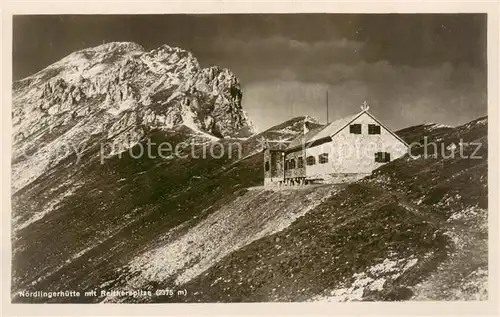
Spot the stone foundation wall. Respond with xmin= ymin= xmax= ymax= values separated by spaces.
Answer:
xmin=321 ymin=172 xmax=370 ymax=184
xmin=264 ymin=177 xmax=284 ymax=186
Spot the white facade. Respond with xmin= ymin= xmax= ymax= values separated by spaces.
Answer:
xmin=264 ymin=109 xmax=409 ymax=185
xmin=304 ymin=112 xmax=408 ymax=181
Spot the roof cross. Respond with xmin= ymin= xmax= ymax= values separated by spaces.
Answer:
xmin=361 ymin=100 xmax=370 ymax=112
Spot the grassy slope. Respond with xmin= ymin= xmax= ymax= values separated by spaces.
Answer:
xmin=11 ymin=116 xmax=487 ymax=303
xmin=168 ymin=185 xmax=448 ymax=302
xmin=11 ymin=127 xmax=264 ymax=303
xmin=103 ymin=185 xmax=339 ymax=303
xmin=159 ymin=117 xmax=488 ymax=302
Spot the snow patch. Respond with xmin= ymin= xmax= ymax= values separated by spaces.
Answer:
xmin=447 ymin=206 xmax=483 ymax=222
xmin=273 ymin=127 xmax=301 ymax=135
xmin=475 ymin=118 xmax=487 ymax=125
xmin=310 ymin=256 xmax=419 ymax=302
xmin=424 ymin=123 xmax=453 ymax=130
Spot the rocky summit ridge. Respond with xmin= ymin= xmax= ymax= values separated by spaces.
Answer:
xmin=12 ymin=42 xmax=255 ymax=192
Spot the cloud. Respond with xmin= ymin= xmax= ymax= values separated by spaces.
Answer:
xmin=212 ymin=36 xmax=364 ymax=57
xmin=202 ymin=36 xmax=365 ymax=83
xmin=242 ymin=61 xmax=486 ymax=132
xmin=193 ymin=34 xmax=486 ymax=132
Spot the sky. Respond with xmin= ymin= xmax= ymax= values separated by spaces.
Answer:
xmin=13 ymin=14 xmax=487 ymax=132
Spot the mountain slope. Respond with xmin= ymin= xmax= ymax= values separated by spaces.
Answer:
xmin=11 ymin=112 xmax=307 ymax=302
xmin=11 ymin=113 xmax=487 ymax=303
xmin=10 ymin=42 xmax=487 ymax=303
xmin=12 ymin=42 xmax=254 ymax=192
xmin=118 ymin=116 xmax=487 ymax=303
xmin=166 ymin=117 xmax=487 ymax=302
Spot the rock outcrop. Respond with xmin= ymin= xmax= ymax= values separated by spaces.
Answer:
xmin=12 ymin=42 xmax=255 ymax=192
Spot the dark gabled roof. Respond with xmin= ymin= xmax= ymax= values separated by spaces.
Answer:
xmin=286 ymin=125 xmax=325 ymax=149
xmin=286 ymin=110 xmax=409 ymax=152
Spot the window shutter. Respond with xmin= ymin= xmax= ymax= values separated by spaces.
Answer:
xmin=298 ymin=157 xmax=304 ymax=168
xmin=375 ymin=152 xmax=391 ymax=163
xmin=306 ymin=156 xmax=316 ymax=165
xmin=368 ymin=124 xmax=381 ymax=135
xmin=350 ymin=124 xmax=362 ymax=134
xmin=319 ymin=153 xmax=329 ymax=164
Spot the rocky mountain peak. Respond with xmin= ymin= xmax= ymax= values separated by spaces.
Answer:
xmin=12 ymin=42 xmax=255 ymax=192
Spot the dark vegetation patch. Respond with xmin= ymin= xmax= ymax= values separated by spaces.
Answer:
xmin=12 ymin=78 xmax=34 ymax=92
xmin=101 ymin=51 xmax=127 ymax=65
xmin=371 ymin=116 xmax=488 ymax=218
xmin=11 ymin=115 xmax=487 ymax=303
xmin=37 ymin=66 xmax=64 ymax=83
xmin=164 ymin=183 xmax=448 ymax=302
xmin=11 ymin=129 xmax=263 ymax=303
xmin=146 ymin=117 xmax=488 ymax=303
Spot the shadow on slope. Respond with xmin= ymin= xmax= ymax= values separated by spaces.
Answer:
xmin=11 ymin=116 xmax=487 ymax=303
xmin=11 ymin=127 xmax=264 ymax=303
xmin=160 ymin=116 xmax=487 ymax=302
xmin=11 ymin=115 xmax=310 ymax=302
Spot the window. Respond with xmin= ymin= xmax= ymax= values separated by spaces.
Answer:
xmin=265 ymin=161 xmax=270 ymax=172
xmin=319 ymin=153 xmax=329 ymax=164
xmin=297 ymin=157 xmax=304 ymax=168
xmin=368 ymin=124 xmax=381 ymax=135
xmin=290 ymin=159 xmax=296 ymax=169
xmin=285 ymin=160 xmax=289 ymax=170
xmin=375 ymin=152 xmax=391 ymax=163
xmin=350 ymin=124 xmax=362 ymax=134
xmin=306 ymin=156 xmax=316 ymax=165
